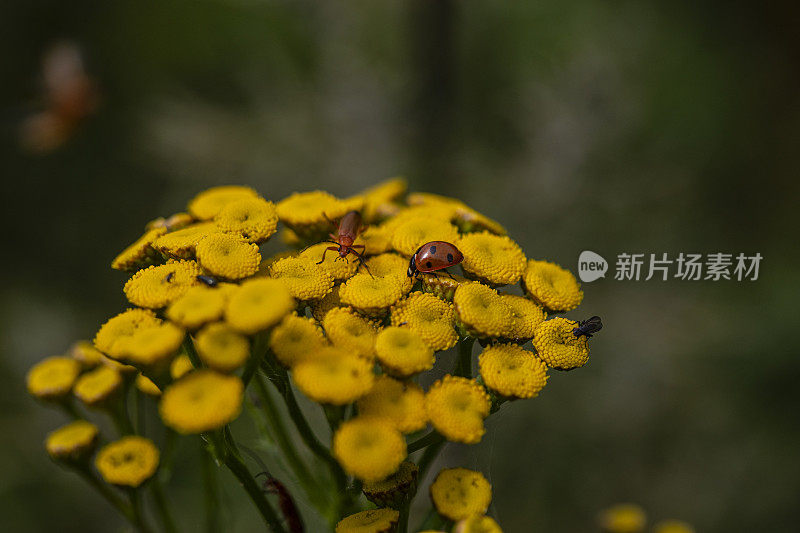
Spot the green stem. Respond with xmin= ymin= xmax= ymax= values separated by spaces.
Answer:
xmin=201 ymin=443 xmax=220 ymax=533
xmin=455 ymin=337 xmax=475 ymax=378
xmin=111 ymin=393 xmax=135 ymax=435
xmin=208 ymin=431 xmax=287 ymax=533
xmin=398 ymin=496 xmax=411 ymax=533
xmin=128 ymin=487 xmax=155 ymax=533
xmin=150 ymin=480 xmax=178 ymax=533
xmin=407 ymin=430 xmax=444 ymax=454
xmin=417 ymin=438 xmax=446 ymax=482
xmin=253 ymin=375 xmax=320 ymax=504
xmin=135 ymin=389 xmax=146 ymax=435
xmin=268 ymin=366 xmax=347 ymax=491
xmin=76 ymin=468 xmax=138 ymax=528
xmin=159 ymin=429 xmax=177 ymax=483
xmin=241 ymin=335 xmax=266 ymax=387
xmin=183 ymin=336 xmax=202 ymax=368
xmin=59 ymin=398 xmax=83 ymax=420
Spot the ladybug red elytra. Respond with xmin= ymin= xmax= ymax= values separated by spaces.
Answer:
xmin=407 ymin=241 xmax=464 ymax=279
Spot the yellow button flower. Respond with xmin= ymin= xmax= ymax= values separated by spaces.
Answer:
xmin=362 ymin=460 xmax=418 ymax=508
xmin=214 ymin=196 xmax=278 ymax=243
xmin=111 ymin=227 xmax=166 ymax=271
xmin=430 ymin=467 xmax=492 ymax=521
xmin=135 ymin=373 xmax=161 ymax=396
xmin=322 ymin=307 xmax=379 ymax=359
xmin=522 ymin=259 xmax=583 ymax=312
xmin=653 ymin=520 xmax=695 ymax=533
xmin=269 ymin=255 xmax=334 ymax=301
xmin=339 ymin=272 xmax=405 ymax=315
xmin=333 ymin=417 xmax=407 ymax=482
xmin=188 ymin=185 xmax=259 ymax=220
xmin=45 ymin=420 xmax=99 ymax=461
xmin=269 ymin=314 xmax=327 ymax=368
xmin=335 ymin=508 xmax=400 ymax=533
xmin=123 ymin=260 xmax=202 ymax=308
xmin=390 ymin=292 xmax=458 ymax=351
xmin=405 ymin=192 xmax=506 ymax=234
xmin=69 ymin=340 xmax=105 ymax=368
xmin=122 ymin=322 xmax=185 ymax=367
xmin=196 ymin=233 xmax=261 ymax=280
xmin=95 ymin=436 xmax=160 ymax=487
xmin=159 ymin=370 xmax=244 ymax=434
xmin=598 ymin=504 xmax=647 ymax=533
xmin=454 ymin=515 xmax=503 ymax=533
xmin=453 ymin=282 xmax=513 ymax=338
xmin=224 ymin=278 xmax=295 ymax=334
xmin=457 ymin=232 xmax=526 ymax=286
xmin=276 ymin=190 xmax=363 ymax=235
xmin=390 ymin=216 xmax=460 ymax=257
xmin=309 ymin=283 xmax=344 ymax=322
xmin=170 ymin=354 xmax=194 ymax=380
xmin=532 ymin=318 xmax=589 ymax=370
xmin=357 ymin=375 xmax=428 ymax=433
xmin=280 ymin=227 xmax=302 ymax=247
xmin=374 ymin=326 xmax=434 ymax=377
xmin=166 ymin=285 xmax=228 ymax=330
xmin=152 ymin=222 xmax=221 ymax=259
xmin=499 ymin=293 xmax=546 ymax=342
xmin=358 ymin=177 xmax=407 ymax=222
xmin=358 ymin=225 xmax=393 ymax=255
xmin=94 ymin=308 xmax=162 ymax=359
xmin=26 ymin=356 xmax=81 ymax=401
xmin=146 ymin=212 xmax=194 ymax=232
xmin=478 ymin=344 xmax=548 ymax=399
xmin=383 ymin=204 xmax=458 ymax=238
xmin=420 ymin=271 xmax=468 ymax=302
xmin=425 ymin=375 xmax=490 ymax=444
xmin=300 ymin=242 xmax=360 ymax=281
xmin=73 ymin=366 xmax=123 ymax=407
xmin=362 ymin=253 xmax=413 ymax=293
xmin=194 ymin=323 xmax=250 ymax=372
xmin=292 ymin=348 xmax=374 ymax=405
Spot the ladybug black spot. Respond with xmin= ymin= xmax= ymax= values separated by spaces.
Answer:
xmin=426 ymin=261 xmax=433 ymax=268
xmin=447 ymin=253 xmax=454 ymax=263
xmin=429 ymin=245 xmax=437 ymax=254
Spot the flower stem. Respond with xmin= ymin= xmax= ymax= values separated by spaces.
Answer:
xmin=208 ymin=431 xmax=287 ymax=533
xmin=128 ymin=487 xmax=155 ymax=533
xmin=183 ymin=336 xmax=202 ymax=368
xmin=150 ymin=479 xmax=177 ymax=533
xmin=267 ymin=365 xmax=348 ymax=492
xmin=253 ymin=374 xmax=323 ymax=509
xmin=407 ymin=430 xmax=445 ymax=454
xmin=75 ymin=468 xmax=142 ymax=530
xmin=455 ymin=337 xmax=475 ymax=378
xmin=201 ymin=446 xmax=220 ymax=533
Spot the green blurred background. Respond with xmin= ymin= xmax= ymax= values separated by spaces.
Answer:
xmin=2 ymin=1 xmax=799 ymax=532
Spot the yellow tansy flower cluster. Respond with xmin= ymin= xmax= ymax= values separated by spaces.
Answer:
xmin=27 ymin=181 xmax=600 ymax=532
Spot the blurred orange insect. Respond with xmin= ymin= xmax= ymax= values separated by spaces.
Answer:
xmin=19 ymin=41 xmax=100 ymax=153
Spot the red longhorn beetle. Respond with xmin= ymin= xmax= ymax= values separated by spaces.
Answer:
xmin=316 ymin=210 xmax=372 ymax=275
xmin=407 ymin=241 xmax=464 ymax=280
xmin=256 ymin=472 xmax=303 ymax=533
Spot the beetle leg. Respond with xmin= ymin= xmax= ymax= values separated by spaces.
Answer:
xmin=317 ymin=247 xmax=339 ymax=264
xmin=445 ymin=269 xmax=456 ymax=281
xmin=351 ymin=249 xmax=374 ymax=278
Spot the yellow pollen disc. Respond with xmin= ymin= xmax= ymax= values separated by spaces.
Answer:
xmin=522 ymin=259 xmax=583 ymax=312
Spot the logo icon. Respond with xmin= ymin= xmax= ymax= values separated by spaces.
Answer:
xmin=578 ymin=251 xmax=608 ymax=282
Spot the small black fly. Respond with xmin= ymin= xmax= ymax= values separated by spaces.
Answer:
xmin=164 ymin=272 xmax=174 ymax=283
xmin=196 ymin=275 xmax=219 ymax=287
xmin=572 ymin=316 xmax=603 ymax=338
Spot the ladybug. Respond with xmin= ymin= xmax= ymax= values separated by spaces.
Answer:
xmin=407 ymin=241 xmax=464 ymax=279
